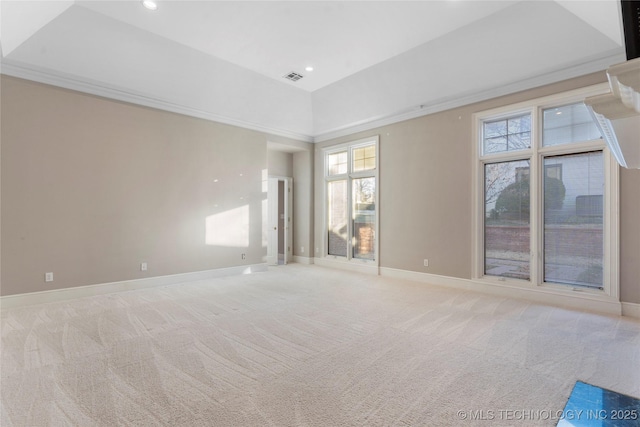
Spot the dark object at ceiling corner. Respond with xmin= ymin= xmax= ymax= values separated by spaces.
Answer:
xmin=621 ymin=1 xmax=640 ymax=60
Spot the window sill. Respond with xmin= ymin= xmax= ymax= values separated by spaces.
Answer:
xmin=474 ymin=275 xmax=619 ymax=306
xmin=314 ymin=257 xmax=379 ymax=275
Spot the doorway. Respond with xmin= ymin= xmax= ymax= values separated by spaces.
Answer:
xmin=267 ymin=176 xmax=293 ymax=266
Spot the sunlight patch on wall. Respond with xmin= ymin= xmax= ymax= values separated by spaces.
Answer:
xmin=262 ymin=198 xmax=268 ymax=252
xmin=262 ymin=168 xmax=268 ymax=193
xmin=205 ymin=205 xmax=249 ymax=247
xmin=262 ymin=168 xmax=269 ymax=257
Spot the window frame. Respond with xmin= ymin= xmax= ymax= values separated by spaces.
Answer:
xmin=472 ymin=84 xmax=619 ymax=302
xmin=482 ymin=112 xmax=533 ymax=155
xmin=323 ymin=136 xmax=380 ymax=266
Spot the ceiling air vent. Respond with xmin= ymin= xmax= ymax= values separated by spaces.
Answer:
xmin=283 ymin=72 xmax=304 ymax=82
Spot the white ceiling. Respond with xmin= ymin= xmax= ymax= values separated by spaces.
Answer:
xmin=76 ymin=0 xmax=524 ymax=92
xmin=0 ymin=1 xmax=627 ymax=140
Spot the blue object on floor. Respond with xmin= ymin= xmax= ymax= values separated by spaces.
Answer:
xmin=558 ymin=381 xmax=640 ymax=426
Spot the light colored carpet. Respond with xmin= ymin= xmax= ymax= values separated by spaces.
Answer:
xmin=1 ymin=264 xmax=639 ymax=426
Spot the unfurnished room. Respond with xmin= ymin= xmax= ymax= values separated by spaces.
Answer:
xmin=1 ymin=1 xmax=640 ymax=426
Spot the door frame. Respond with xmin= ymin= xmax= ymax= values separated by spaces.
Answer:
xmin=322 ymin=137 xmax=379 ymax=266
xmin=267 ymin=176 xmax=293 ymax=266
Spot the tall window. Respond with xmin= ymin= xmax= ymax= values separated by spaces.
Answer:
xmin=543 ymin=152 xmax=604 ymax=288
xmin=484 ymin=159 xmax=531 ymax=280
xmin=325 ymin=137 xmax=378 ymax=262
xmin=474 ymin=86 xmax=618 ymax=297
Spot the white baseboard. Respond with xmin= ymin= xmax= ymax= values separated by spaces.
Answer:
xmin=0 ymin=264 xmax=268 ymax=309
xmin=379 ymin=267 xmax=624 ymax=317
xmin=313 ymin=257 xmax=378 ymax=275
xmin=5 ymin=262 xmax=635 ymax=319
xmin=622 ymin=302 xmax=640 ymax=319
xmin=292 ymin=256 xmax=314 ymax=265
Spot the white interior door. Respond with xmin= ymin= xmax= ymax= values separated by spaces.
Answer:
xmin=267 ymin=178 xmax=279 ymax=265
xmin=284 ymin=178 xmax=293 ymax=264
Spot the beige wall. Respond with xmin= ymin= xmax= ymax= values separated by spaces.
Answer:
xmin=314 ymin=72 xmax=640 ymax=304
xmin=314 ymin=108 xmax=473 ymax=278
xmin=293 ymin=150 xmax=314 ymax=259
xmin=267 ymin=150 xmax=293 ymax=177
xmin=1 ymin=76 xmax=284 ymax=296
xmin=620 ymin=168 xmax=640 ymax=303
xmin=2 ymin=73 xmax=636 ymax=304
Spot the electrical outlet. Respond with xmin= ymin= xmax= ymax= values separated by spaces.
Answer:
xmin=45 ymin=272 xmax=54 ymax=282
xmin=140 ymin=262 xmax=148 ymax=271
xmin=301 ymin=246 xmax=304 ymax=254
xmin=423 ymin=259 xmax=429 ymax=267
xmin=241 ymin=253 xmax=246 ymax=260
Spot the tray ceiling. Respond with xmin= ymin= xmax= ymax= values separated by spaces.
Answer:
xmin=0 ymin=1 xmax=626 ymax=140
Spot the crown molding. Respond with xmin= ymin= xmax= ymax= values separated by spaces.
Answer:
xmin=1 ymin=51 xmax=624 ymax=145
xmin=312 ymin=50 xmax=625 ymax=143
xmin=0 ymin=60 xmax=314 ymax=143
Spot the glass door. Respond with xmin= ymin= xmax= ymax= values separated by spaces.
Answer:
xmin=325 ymin=139 xmax=378 ymax=263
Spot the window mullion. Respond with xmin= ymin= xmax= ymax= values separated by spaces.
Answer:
xmin=479 ymin=150 xmax=532 ymax=164
xmin=326 ymin=174 xmax=347 ymax=182
xmin=350 ymin=171 xmax=376 ymax=180
xmin=530 ymin=106 xmax=541 ymax=287
xmin=347 ymin=175 xmax=353 ymax=261
xmin=346 ymin=148 xmax=352 ymax=261
xmin=531 ymin=152 xmax=542 ymax=287
xmin=538 ymin=139 xmax=605 ymax=157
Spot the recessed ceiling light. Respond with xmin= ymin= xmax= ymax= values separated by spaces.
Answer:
xmin=305 ymin=66 xmax=314 ymax=72
xmin=142 ymin=0 xmax=158 ymax=11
